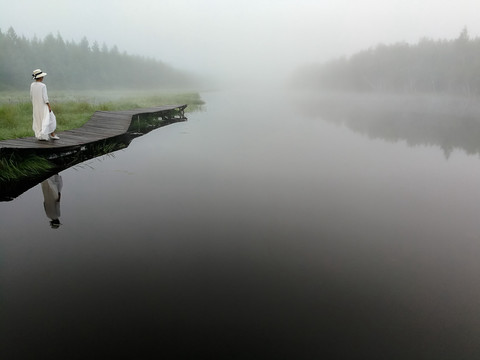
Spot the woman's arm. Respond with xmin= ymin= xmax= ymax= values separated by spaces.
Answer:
xmin=42 ymin=85 xmax=51 ymax=112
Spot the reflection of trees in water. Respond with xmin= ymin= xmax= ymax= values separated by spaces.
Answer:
xmin=299 ymin=93 xmax=480 ymax=158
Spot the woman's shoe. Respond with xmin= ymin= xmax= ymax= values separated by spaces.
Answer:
xmin=37 ymin=134 xmax=50 ymax=141
xmin=50 ymin=134 xmax=60 ymax=140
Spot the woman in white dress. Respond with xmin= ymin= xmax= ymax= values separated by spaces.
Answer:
xmin=30 ymin=69 xmax=59 ymax=140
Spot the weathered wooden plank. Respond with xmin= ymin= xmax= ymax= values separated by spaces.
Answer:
xmin=81 ymin=124 xmax=127 ymax=131
xmin=66 ymin=128 xmax=119 ymax=137
xmin=0 ymin=139 xmax=33 ymax=146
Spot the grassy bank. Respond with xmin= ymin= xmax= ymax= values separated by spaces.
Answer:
xmin=0 ymin=91 xmax=204 ymax=141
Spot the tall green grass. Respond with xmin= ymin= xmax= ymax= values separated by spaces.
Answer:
xmin=0 ymin=91 xmax=204 ymax=141
xmin=0 ymin=153 xmax=54 ymax=181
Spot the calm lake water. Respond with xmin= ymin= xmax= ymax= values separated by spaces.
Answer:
xmin=2 ymin=89 xmax=480 ymax=359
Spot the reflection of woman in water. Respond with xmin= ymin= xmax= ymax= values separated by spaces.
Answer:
xmin=41 ymin=174 xmax=63 ymax=228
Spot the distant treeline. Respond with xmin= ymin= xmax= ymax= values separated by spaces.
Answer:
xmin=294 ymin=29 xmax=480 ymax=96
xmin=0 ymin=27 xmax=198 ymax=91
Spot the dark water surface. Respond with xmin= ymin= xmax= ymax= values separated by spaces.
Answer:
xmin=2 ymin=89 xmax=480 ymax=359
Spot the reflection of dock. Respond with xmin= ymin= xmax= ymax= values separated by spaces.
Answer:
xmin=0 ymin=105 xmax=187 ymax=158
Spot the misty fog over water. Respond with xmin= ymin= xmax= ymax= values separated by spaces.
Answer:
xmin=2 ymin=88 xmax=480 ymax=358
xmin=3 ymin=0 xmax=480 ymax=357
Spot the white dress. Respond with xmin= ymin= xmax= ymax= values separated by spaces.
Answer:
xmin=30 ymin=81 xmax=50 ymax=139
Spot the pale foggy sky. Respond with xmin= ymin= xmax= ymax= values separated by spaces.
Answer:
xmin=1 ymin=0 xmax=479 ymax=85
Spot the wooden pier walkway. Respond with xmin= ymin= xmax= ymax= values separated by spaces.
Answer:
xmin=0 ymin=104 xmax=187 ymax=157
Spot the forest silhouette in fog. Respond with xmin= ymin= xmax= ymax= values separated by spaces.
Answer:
xmin=0 ymin=27 xmax=198 ymax=91
xmin=295 ymin=28 xmax=480 ymax=96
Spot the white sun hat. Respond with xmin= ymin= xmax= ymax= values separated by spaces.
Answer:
xmin=32 ymin=69 xmax=47 ymax=79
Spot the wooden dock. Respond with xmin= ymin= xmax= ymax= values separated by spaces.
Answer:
xmin=0 ymin=104 xmax=187 ymax=201
xmin=0 ymin=104 xmax=187 ymax=157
